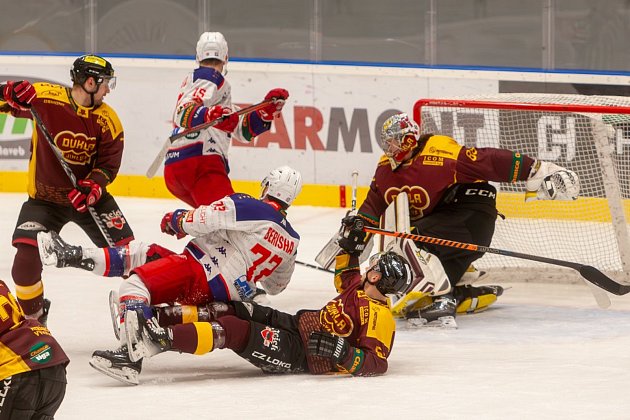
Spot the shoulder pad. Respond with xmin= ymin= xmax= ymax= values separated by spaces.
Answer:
xmin=93 ymin=104 xmax=124 ymax=140
xmin=421 ymin=135 xmax=462 ymax=159
xmin=34 ymin=83 xmax=70 ymax=103
xmin=377 ymin=154 xmax=390 ymax=167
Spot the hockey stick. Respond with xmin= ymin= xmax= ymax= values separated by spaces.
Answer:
xmin=30 ymin=108 xmax=115 ymax=247
xmin=364 ymin=227 xmax=630 ymax=297
xmin=145 ymin=99 xmax=274 ymax=178
xmin=350 ymin=170 xmax=359 ymax=210
xmin=314 ymin=170 xmax=361 ymax=269
xmin=296 ymin=260 xmax=334 ymax=274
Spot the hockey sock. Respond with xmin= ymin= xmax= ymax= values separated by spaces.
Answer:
xmin=171 ymin=321 xmax=227 ymax=354
xmin=12 ymin=244 xmax=44 ymax=316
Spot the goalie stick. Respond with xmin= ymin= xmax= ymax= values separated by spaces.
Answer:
xmin=314 ymin=170 xmax=363 ymax=269
xmin=30 ymin=108 xmax=115 ymax=247
xmin=364 ymin=227 xmax=630 ymax=297
xmin=145 ymin=99 xmax=274 ymax=178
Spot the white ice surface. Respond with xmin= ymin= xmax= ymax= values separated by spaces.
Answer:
xmin=1 ymin=193 xmax=629 ymax=420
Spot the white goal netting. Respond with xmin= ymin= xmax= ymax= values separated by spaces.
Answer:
xmin=414 ymin=93 xmax=630 ymax=284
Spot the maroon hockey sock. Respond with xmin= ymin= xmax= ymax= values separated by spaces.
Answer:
xmin=216 ymin=315 xmax=250 ymax=353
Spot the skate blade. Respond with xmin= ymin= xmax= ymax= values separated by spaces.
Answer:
xmin=109 ymin=290 xmax=120 ymax=340
xmin=406 ymin=316 xmax=458 ymax=330
xmin=89 ymin=356 xmax=139 ymax=386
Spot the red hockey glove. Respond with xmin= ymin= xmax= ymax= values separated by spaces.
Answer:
xmin=2 ymin=80 xmax=36 ymax=111
xmin=258 ymin=88 xmax=289 ymax=121
xmin=68 ymin=179 xmax=103 ymax=213
xmin=160 ymin=209 xmax=188 ymax=239
xmin=205 ymin=105 xmax=238 ymax=133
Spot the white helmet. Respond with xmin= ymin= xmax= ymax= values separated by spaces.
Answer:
xmin=196 ymin=32 xmax=229 ymax=63
xmin=260 ymin=166 xmax=303 ymax=208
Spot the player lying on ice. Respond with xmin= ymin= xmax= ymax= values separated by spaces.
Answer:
xmin=333 ymin=112 xmax=580 ymax=328
xmin=38 ymin=166 xmax=303 ymax=385
xmin=120 ymin=249 xmax=412 ymax=381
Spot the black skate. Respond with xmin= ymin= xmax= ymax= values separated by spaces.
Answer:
xmin=89 ymin=346 xmax=143 ymax=386
xmin=405 ymin=294 xmax=457 ymax=329
xmin=454 ymin=284 xmax=504 ymax=314
xmin=37 ymin=231 xmax=93 ymax=270
xmin=126 ymin=309 xmax=172 ymax=363
xmin=38 ymin=299 xmax=51 ymax=327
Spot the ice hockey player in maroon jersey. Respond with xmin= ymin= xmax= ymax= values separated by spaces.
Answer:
xmin=1 ymin=55 xmax=134 ymax=323
xmin=337 ymin=112 xmax=579 ymax=327
xmin=117 ymin=249 xmax=412 ymax=382
xmin=0 ymin=279 xmax=68 ymax=419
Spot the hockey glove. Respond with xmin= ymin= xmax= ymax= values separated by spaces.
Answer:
xmin=160 ymin=209 xmax=188 ymax=239
xmin=307 ymin=331 xmax=350 ymax=365
xmin=2 ymin=80 xmax=36 ymax=110
xmin=337 ymin=214 xmax=367 ymax=255
xmin=68 ymin=179 xmax=103 ymax=213
xmin=258 ymin=88 xmax=289 ymax=121
xmin=525 ymin=160 xmax=580 ymax=202
xmin=205 ymin=105 xmax=238 ymax=133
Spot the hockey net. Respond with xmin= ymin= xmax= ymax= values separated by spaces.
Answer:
xmin=413 ymin=93 xmax=630 ymax=285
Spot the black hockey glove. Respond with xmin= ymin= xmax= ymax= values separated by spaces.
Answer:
xmin=337 ymin=214 xmax=367 ymax=255
xmin=307 ymin=331 xmax=350 ymax=364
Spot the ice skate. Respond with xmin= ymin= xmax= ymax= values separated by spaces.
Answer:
xmin=39 ymin=298 xmax=51 ymax=327
xmin=126 ymin=309 xmax=171 ymax=362
xmin=89 ymin=346 xmax=143 ymax=386
xmin=405 ymin=294 xmax=458 ymax=329
xmin=37 ymin=231 xmax=92 ymax=270
xmin=454 ymin=284 xmax=504 ymax=314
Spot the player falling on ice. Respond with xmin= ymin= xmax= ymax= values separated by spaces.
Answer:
xmin=122 ymin=249 xmax=412 ymax=381
xmin=39 ymin=166 xmax=302 ymax=385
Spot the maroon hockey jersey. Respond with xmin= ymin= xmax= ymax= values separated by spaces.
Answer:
xmin=2 ymin=82 xmax=125 ymax=204
xmin=0 ymin=280 xmax=69 ymax=380
xmin=317 ymin=253 xmax=396 ymax=375
xmin=359 ymin=134 xmax=535 ymax=223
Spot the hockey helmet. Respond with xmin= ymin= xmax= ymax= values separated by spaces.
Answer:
xmin=367 ymin=251 xmax=412 ymax=296
xmin=196 ymin=32 xmax=229 ymax=63
xmin=260 ymin=166 xmax=303 ymax=208
xmin=379 ymin=113 xmax=420 ymax=170
xmin=70 ymin=55 xmax=116 ymax=89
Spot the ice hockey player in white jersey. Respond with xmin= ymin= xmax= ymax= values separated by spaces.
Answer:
xmin=165 ymin=31 xmax=289 ymax=207
xmin=80 ymin=166 xmax=302 ymax=385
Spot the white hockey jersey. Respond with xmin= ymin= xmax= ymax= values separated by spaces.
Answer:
xmin=180 ymin=193 xmax=300 ymax=301
xmin=167 ymin=67 xmax=256 ymax=165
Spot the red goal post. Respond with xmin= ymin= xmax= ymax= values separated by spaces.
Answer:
xmin=412 ymin=94 xmax=630 ymax=284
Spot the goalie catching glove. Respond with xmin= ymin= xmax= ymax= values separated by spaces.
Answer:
xmin=525 ymin=160 xmax=579 ymax=203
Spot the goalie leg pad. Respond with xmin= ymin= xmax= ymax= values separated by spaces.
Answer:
xmin=387 ymin=238 xmax=451 ymax=317
xmin=454 ymin=285 xmax=504 ymax=314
